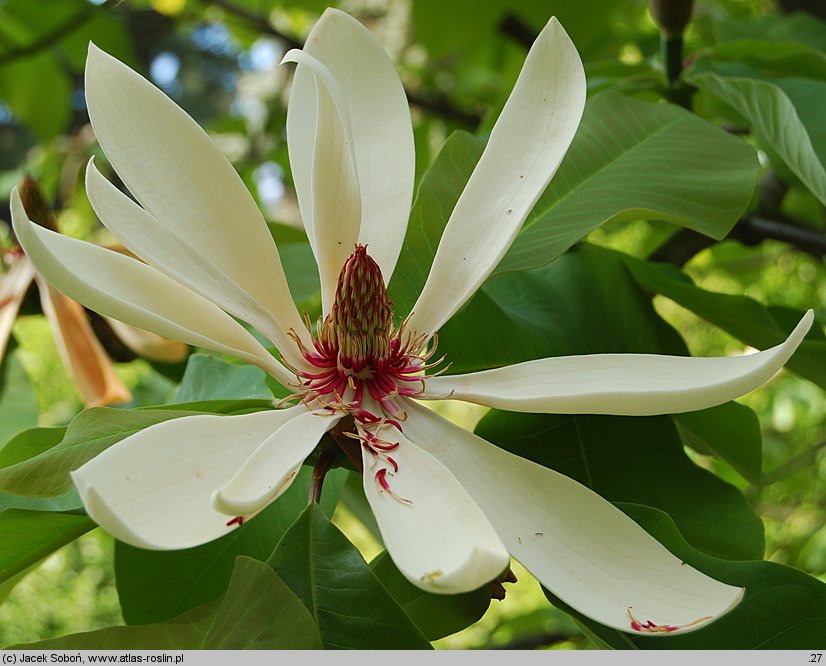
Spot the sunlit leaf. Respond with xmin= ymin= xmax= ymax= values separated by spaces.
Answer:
xmin=0 ymin=509 xmax=93 ymax=584
xmin=11 ymin=557 xmax=322 ymax=649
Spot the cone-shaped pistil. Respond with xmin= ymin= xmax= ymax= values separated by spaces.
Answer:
xmin=330 ymin=244 xmax=392 ymax=368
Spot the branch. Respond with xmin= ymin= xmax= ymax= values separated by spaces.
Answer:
xmin=203 ymin=0 xmax=481 ymax=127
xmin=649 ymin=214 xmax=826 ymax=267
xmin=0 ymin=8 xmax=94 ymax=66
xmin=206 ymin=0 xmax=301 ymax=49
xmin=498 ymin=13 xmax=537 ymax=49
xmin=749 ymin=439 xmax=826 ymax=495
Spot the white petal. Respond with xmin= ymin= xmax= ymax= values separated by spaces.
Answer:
xmin=85 ymin=44 xmax=311 ymax=353
xmin=361 ymin=423 xmax=509 ymax=594
xmin=284 ymin=59 xmax=361 ymax=315
xmin=285 ymin=8 xmax=415 ymax=281
xmin=212 ymin=407 xmax=339 ymax=517
xmin=408 ymin=17 xmax=586 ymax=338
xmin=85 ymin=161 xmax=311 ymax=371
xmin=404 ymin=401 xmax=743 ymax=634
xmin=36 ymin=276 xmax=132 ymax=407
xmin=71 ymin=409 xmax=299 ymax=550
xmin=428 ymin=310 xmax=814 ymax=415
xmin=0 ymin=255 xmax=35 ymax=360
xmin=11 ymin=190 xmax=291 ymax=384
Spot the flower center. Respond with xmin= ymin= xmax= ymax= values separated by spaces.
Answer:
xmin=286 ymin=244 xmax=445 ymax=501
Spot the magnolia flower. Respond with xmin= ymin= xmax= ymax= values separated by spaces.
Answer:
xmin=10 ymin=9 xmax=813 ymax=635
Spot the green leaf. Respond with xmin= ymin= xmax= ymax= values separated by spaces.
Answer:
xmin=174 ymin=353 xmax=273 ymax=402
xmin=623 ymin=254 xmax=826 ymax=389
xmin=546 ymin=504 xmax=826 ymax=649
xmin=12 ymin=557 xmax=322 ymax=649
xmin=673 ymin=402 xmax=762 ymax=484
xmin=425 ymin=243 xmax=687 ymax=374
xmin=0 ymin=509 xmax=93 ymax=584
xmin=390 ymin=92 xmax=760 ymax=312
xmin=116 ymin=467 xmax=346 ymax=625
xmin=686 ymin=60 xmax=826 ymax=206
xmin=267 ymin=503 xmax=431 ymax=649
xmin=0 ymin=426 xmax=66 ymax=468
xmin=0 ymin=53 xmax=71 ymax=138
xmin=497 ymin=91 xmax=761 ymax=274
xmin=370 ymin=550 xmax=490 ymax=640
xmin=0 ymin=351 xmax=39 ymax=447
xmin=475 ymin=412 xmax=764 ymax=560
xmin=0 ymin=408 xmax=206 ymax=497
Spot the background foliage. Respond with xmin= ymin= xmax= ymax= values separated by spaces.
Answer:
xmin=0 ymin=0 xmax=824 ymax=650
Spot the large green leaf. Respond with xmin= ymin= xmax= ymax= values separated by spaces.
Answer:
xmin=0 ymin=509 xmax=93 ymax=584
xmin=11 ymin=557 xmax=322 ymax=649
xmin=390 ymin=92 xmax=759 ymax=314
xmin=116 ymin=466 xmax=346 ymax=625
xmin=370 ymin=550 xmax=490 ymax=640
xmin=424 ymin=243 xmax=687 ymax=374
xmin=497 ymin=91 xmax=761 ymax=274
xmin=623 ymin=254 xmax=826 ymax=389
xmin=0 ymin=425 xmax=65 ymax=468
xmin=686 ymin=59 xmax=826 ymax=206
xmin=475 ymin=411 xmax=764 ymax=560
xmin=673 ymin=402 xmax=762 ymax=484
xmin=267 ymin=504 xmax=431 ymax=649
xmin=546 ymin=504 xmax=826 ymax=649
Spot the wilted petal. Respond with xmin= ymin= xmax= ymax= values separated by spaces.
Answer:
xmin=212 ymin=407 xmax=339 ymax=517
xmin=71 ymin=409 xmax=299 ymax=549
xmin=104 ymin=317 xmax=189 ymax=364
xmin=11 ymin=190 xmax=291 ymax=384
xmin=409 ymin=17 xmax=586 ymax=338
xmin=283 ymin=58 xmax=361 ymax=315
xmin=361 ymin=423 xmax=509 ymax=594
xmin=404 ymin=401 xmax=743 ymax=633
xmin=85 ymin=44 xmax=311 ymax=354
xmin=85 ymin=161 xmax=311 ymax=370
xmin=36 ymin=276 xmax=131 ymax=407
xmin=0 ymin=255 xmax=35 ymax=360
xmin=428 ymin=310 xmax=813 ymax=415
xmin=284 ymin=8 xmax=415 ymax=281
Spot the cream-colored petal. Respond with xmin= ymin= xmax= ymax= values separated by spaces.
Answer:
xmin=84 ymin=44 xmax=311 ymax=353
xmin=212 ymin=407 xmax=338 ymax=517
xmin=404 ymin=401 xmax=743 ymax=634
xmin=11 ymin=190 xmax=290 ymax=384
xmin=361 ymin=423 xmax=509 ymax=594
xmin=285 ymin=63 xmax=317 ymax=249
xmin=428 ymin=310 xmax=813 ymax=416
xmin=285 ymin=8 xmax=414 ymax=281
xmin=85 ymin=161 xmax=311 ymax=371
xmin=71 ymin=409 xmax=298 ymax=549
xmin=104 ymin=317 xmax=189 ymax=364
xmin=0 ymin=256 xmax=35 ymax=360
xmin=283 ymin=59 xmax=361 ymax=315
xmin=36 ymin=276 xmax=131 ymax=407
xmin=408 ymin=17 xmax=586 ymax=338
